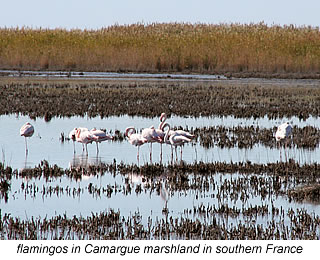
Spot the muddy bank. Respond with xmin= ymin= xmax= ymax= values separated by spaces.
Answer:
xmin=1 ymin=79 xmax=320 ymax=120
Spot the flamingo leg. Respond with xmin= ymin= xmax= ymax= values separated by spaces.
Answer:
xmin=85 ymin=144 xmax=88 ymax=155
xmin=175 ymin=146 xmax=178 ymax=163
xmin=170 ymin=145 xmax=174 ymax=164
xmin=180 ymin=146 xmax=183 ymax=161
xmin=73 ymin=141 xmax=76 ymax=154
xmin=96 ymin=142 xmax=99 ymax=154
xmin=285 ymin=140 xmax=288 ymax=162
xmin=150 ymin=143 xmax=152 ymax=162
xmin=137 ymin=146 xmax=140 ymax=165
xmin=25 ymin=137 xmax=28 ymax=154
xmin=160 ymin=143 xmax=163 ymax=163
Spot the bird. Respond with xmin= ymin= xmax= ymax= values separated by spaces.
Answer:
xmin=141 ymin=125 xmax=162 ymax=162
xmin=155 ymin=114 xmax=168 ymax=162
xmin=69 ymin=127 xmax=89 ymax=153
xmin=69 ymin=128 xmax=77 ymax=153
xmin=75 ymin=128 xmax=98 ymax=155
xmin=159 ymin=112 xmax=167 ymax=124
xmin=20 ymin=122 xmax=34 ymax=154
xmin=125 ymin=127 xmax=148 ymax=163
xmin=275 ymin=122 xmax=292 ymax=161
xmin=162 ymin=122 xmax=192 ymax=162
xmin=89 ymin=128 xmax=113 ymax=154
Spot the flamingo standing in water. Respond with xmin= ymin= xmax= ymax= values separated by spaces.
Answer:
xmin=162 ymin=122 xmax=193 ymax=162
xmin=125 ymin=127 xmax=148 ymax=163
xmin=20 ymin=122 xmax=34 ymax=154
xmin=275 ymin=122 xmax=293 ymax=161
xmin=141 ymin=125 xmax=162 ymax=162
xmin=75 ymin=128 xmax=98 ymax=155
xmin=69 ymin=127 xmax=89 ymax=153
xmin=90 ymin=128 xmax=113 ymax=154
xmin=155 ymin=113 xmax=172 ymax=162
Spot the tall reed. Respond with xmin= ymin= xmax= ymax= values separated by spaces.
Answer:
xmin=1 ymin=23 xmax=320 ymax=76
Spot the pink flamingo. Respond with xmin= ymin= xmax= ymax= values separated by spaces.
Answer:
xmin=75 ymin=128 xmax=98 ymax=155
xmin=69 ymin=127 xmax=89 ymax=153
xmin=20 ymin=122 xmax=34 ymax=154
xmin=90 ymin=128 xmax=113 ymax=154
xmin=156 ymin=113 xmax=169 ymax=161
xmin=125 ymin=127 xmax=148 ymax=163
xmin=141 ymin=125 xmax=162 ymax=162
xmin=163 ymin=122 xmax=193 ymax=162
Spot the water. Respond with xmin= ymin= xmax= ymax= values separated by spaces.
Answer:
xmin=1 ymin=113 xmax=320 ymax=233
xmin=1 ymin=114 xmax=320 ymax=170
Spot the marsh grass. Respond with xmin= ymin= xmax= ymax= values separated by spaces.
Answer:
xmin=1 ymin=23 xmax=320 ymax=76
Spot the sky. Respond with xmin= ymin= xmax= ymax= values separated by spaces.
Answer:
xmin=0 ymin=0 xmax=319 ymax=29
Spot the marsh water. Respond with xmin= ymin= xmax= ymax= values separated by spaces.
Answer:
xmin=1 ymin=113 xmax=320 ymax=232
xmin=1 ymin=71 xmax=320 ymax=238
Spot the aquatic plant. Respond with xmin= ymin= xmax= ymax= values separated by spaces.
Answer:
xmin=1 ymin=23 xmax=320 ymax=77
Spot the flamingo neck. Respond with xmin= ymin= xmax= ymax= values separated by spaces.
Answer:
xmin=162 ymin=123 xmax=171 ymax=143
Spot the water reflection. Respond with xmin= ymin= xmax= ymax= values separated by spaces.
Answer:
xmin=69 ymin=154 xmax=103 ymax=169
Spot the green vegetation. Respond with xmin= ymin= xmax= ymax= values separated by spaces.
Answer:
xmin=1 ymin=23 xmax=320 ymax=77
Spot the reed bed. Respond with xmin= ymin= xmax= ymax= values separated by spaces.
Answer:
xmin=1 ymin=23 xmax=320 ymax=77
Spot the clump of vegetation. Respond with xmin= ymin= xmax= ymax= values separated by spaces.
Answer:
xmin=1 ymin=79 xmax=320 ymax=120
xmin=1 ymin=23 xmax=320 ymax=77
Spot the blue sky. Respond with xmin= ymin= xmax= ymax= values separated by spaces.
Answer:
xmin=0 ymin=0 xmax=319 ymax=29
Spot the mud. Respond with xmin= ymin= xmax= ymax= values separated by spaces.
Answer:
xmin=1 ymin=79 xmax=320 ymax=120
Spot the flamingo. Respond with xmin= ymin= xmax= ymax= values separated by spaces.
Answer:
xmin=155 ymin=114 xmax=168 ymax=162
xmin=275 ymin=122 xmax=292 ymax=161
xmin=20 ymin=122 xmax=34 ymax=154
xmin=125 ymin=127 xmax=148 ymax=163
xmin=160 ymin=112 xmax=167 ymax=124
xmin=90 ymin=128 xmax=113 ymax=154
xmin=141 ymin=125 xmax=162 ymax=162
xmin=75 ymin=128 xmax=98 ymax=155
xmin=163 ymin=123 xmax=192 ymax=162
xmin=69 ymin=127 xmax=89 ymax=153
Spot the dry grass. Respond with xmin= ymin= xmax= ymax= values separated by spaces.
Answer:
xmin=1 ymin=23 xmax=320 ymax=76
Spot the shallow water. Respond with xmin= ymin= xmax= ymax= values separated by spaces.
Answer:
xmin=1 ymin=114 xmax=320 ymax=170
xmin=1 ymin=113 xmax=320 ymax=234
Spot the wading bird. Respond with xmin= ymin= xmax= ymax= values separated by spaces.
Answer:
xmin=155 ymin=114 xmax=168 ymax=162
xmin=275 ymin=122 xmax=292 ymax=161
xmin=90 ymin=128 xmax=113 ymax=154
xmin=69 ymin=127 xmax=89 ymax=153
xmin=163 ymin=123 xmax=192 ymax=162
xmin=20 ymin=122 xmax=34 ymax=154
xmin=141 ymin=125 xmax=162 ymax=162
xmin=75 ymin=128 xmax=98 ymax=155
xmin=125 ymin=127 xmax=148 ymax=163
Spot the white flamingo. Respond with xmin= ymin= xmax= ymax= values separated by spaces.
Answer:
xmin=75 ymin=128 xmax=98 ymax=155
xmin=125 ymin=127 xmax=148 ymax=163
xmin=20 ymin=122 xmax=34 ymax=154
xmin=90 ymin=128 xmax=113 ymax=154
xmin=275 ymin=122 xmax=293 ymax=161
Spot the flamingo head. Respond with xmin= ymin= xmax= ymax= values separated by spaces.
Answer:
xmin=160 ymin=113 xmax=167 ymax=122
xmin=125 ymin=127 xmax=136 ymax=137
xmin=75 ymin=128 xmax=81 ymax=138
